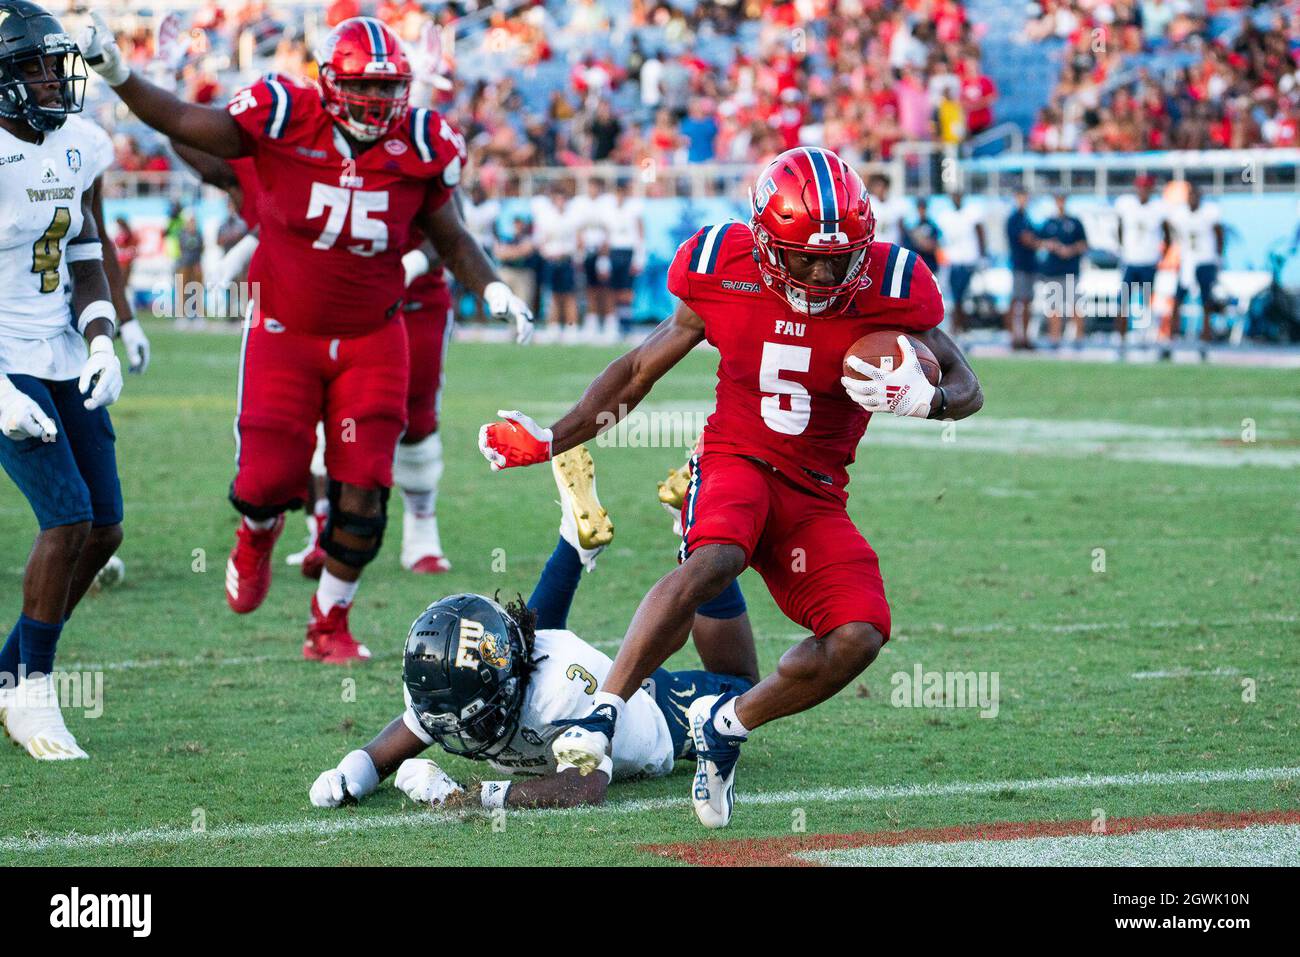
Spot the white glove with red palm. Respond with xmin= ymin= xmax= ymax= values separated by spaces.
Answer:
xmin=478 ymin=410 xmax=553 ymax=471
xmin=841 ymin=335 xmax=937 ymax=419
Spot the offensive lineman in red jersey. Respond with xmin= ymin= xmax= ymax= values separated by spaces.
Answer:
xmin=169 ymin=144 xmax=460 ymax=577
xmin=479 ymin=148 xmax=984 ymax=826
xmin=81 ymin=14 xmax=534 ymax=663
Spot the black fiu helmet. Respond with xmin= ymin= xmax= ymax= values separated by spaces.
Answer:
xmin=0 ymin=1 xmax=86 ymax=133
xmin=402 ymin=594 xmax=530 ymax=758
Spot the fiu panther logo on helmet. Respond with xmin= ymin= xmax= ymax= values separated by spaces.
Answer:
xmin=478 ymin=630 xmax=511 ymax=669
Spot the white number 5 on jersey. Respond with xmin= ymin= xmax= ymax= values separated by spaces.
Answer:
xmin=759 ymin=341 xmax=811 ymax=435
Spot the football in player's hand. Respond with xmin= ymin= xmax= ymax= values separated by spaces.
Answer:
xmin=843 ymin=330 xmax=941 ymax=385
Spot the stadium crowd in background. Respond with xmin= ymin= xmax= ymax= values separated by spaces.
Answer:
xmin=85 ymin=0 xmax=1001 ymax=191
xmin=1029 ymin=0 xmax=1300 ymax=152
xmin=78 ymin=0 xmax=1299 ymax=351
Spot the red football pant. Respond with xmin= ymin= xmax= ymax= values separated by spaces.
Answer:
xmin=402 ymin=303 xmax=453 ymax=442
xmin=679 ymin=450 xmax=891 ymax=640
xmin=232 ymin=315 xmax=409 ymax=509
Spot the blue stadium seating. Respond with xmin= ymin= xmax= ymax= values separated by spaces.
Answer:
xmin=966 ymin=0 xmax=1063 ymax=134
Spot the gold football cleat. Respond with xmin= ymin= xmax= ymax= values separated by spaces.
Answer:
xmin=552 ymin=445 xmax=614 ymax=550
xmin=657 ymin=462 xmax=691 ymax=510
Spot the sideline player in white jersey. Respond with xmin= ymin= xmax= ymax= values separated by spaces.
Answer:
xmin=309 ymin=446 xmax=756 ymax=811
xmin=0 ymin=1 xmax=126 ymax=760
xmin=1165 ymin=183 xmax=1225 ymax=360
xmin=1113 ymin=173 xmax=1168 ymax=354
xmin=602 ymin=177 xmax=645 ymax=342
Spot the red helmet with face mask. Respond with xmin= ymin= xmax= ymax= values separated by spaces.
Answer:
xmin=750 ymin=147 xmax=875 ymax=316
xmin=317 ymin=16 xmax=411 ymax=142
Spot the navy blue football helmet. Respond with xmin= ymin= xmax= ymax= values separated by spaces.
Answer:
xmin=0 ymin=1 xmax=86 ymax=133
xmin=402 ymin=594 xmax=531 ymax=758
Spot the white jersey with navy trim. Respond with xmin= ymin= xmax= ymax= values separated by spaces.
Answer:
xmin=403 ymin=628 xmax=675 ymax=780
xmin=1169 ymin=202 xmax=1222 ymax=279
xmin=1114 ymin=194 xmax=1168 ymax=267
xmin=0 ymin=115 xmax=113 ymax=379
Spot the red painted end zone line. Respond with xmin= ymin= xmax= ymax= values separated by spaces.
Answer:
xmin=639 ymin=810 xmax=1300 ymax=867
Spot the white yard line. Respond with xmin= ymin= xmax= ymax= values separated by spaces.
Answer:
xmin=54 ymin=612 xmax=1294 ymax=668
xmin=2 ymin=765 xmax=1295 ymax=855
xmin=529 ymin=404 xmax=1300 ymax=468
xmin=1130 ymin=667 xmax=1244 ymax=680
xmin=796 ymin=824 xmax=1300 ymax=867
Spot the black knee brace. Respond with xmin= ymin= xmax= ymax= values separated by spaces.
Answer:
xmin=320 ymin=480 xmax=390 ymax=569
xmin=229 ymin=484 xmax=302 ymax=521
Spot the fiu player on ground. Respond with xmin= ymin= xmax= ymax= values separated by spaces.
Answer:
xmin=481 ymin=147 xmax=985 ymax=826
xmin=0 ymin=1 xmax=127 ymax=760
xmin=80 ymin=14 xmax=534 ymax=663
xmin=310 ymin=448 xmax=755 ymax=811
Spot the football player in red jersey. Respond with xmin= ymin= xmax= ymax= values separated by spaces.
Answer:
xmin=480 ymin=148 xmax=984 ymax=826
xmin=81 ymin=14 xmax=534 ymax=663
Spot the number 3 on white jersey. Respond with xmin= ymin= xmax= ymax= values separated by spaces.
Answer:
xmin=306 ymin=182 xmax=389 ymax=256
xmin=759 ymin=341 xmax=811 ymax=435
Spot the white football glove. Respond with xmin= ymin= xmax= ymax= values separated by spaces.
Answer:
xmin=119 ymin=319 xmax=151 ymax=374
xmin=483 ymin=280 xmax=534 ymax=345
xmin=394 ymin=758 xmax=463 ymax=806
xmin=309 ymin=750 xmax=380 ymax=808
xmin=402 ymin=248 xmax=431 ymax=287
xmin=213 ymin=232 xmax=259 ymax=289
xmin=154 ymin=11 xmax=188 ymax=72
xmin=78 ymin=335 xmax=123 ymax=411
xmin=841 ymin=335 xmax=937 ymax=419
xmin=79 ymin=11 xmax=131 ymax=87
xmin=309 ymin=769 xmax=351 ymax=808
xmin=0 ymin=376 xmax=57 ymax=443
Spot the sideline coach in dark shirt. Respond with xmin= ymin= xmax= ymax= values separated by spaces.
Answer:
xmin=1038 ymin=192 xmax=1088 ymax=345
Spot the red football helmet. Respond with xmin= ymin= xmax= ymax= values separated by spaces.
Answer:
xmin=750 ymin=147 xmax=876 ymax=315
xmin=318 ymin=17 xmax=412 ymax=142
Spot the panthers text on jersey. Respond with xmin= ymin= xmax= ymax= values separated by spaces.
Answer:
xmin=227 ymin=73 xmax=466 ymax=337
xmin=668 ymin=222 xmax=944 ymax=500
xmin=0 ymin=115 xmax=113 ymax=379
xmin=403 ymin=628 xmax=675 ymax=780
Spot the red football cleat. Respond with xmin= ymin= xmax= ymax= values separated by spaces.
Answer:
xmin=286 ymin=513 xmax=328 ymax=580
xmin=300 ymin=542 xmax=327 ymax=580
xmin=409 ymin=555 xmax=451 ymax=575
xmin=303 ymin=597 xmax=372 ymax=665
xmin=225 ymin=515 xmax=285 ymax=614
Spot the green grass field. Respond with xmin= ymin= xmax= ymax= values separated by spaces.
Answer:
xmin=1 ymin=322 xmax=1297 ymax=866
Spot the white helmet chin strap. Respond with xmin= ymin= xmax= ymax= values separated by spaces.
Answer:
xmin=783 ymin=284 xmax=835 ymax=316
xmin=343 ymin=116 xmax=384 ymax=142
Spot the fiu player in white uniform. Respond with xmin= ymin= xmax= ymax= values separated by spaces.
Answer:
xmin=0 ymin=2 xmax=125 ymax=760
xmin=1166 ymin=183 xmax=1225 ymax=360
xmin=310 ymin=447 xmax=755 ymax=811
